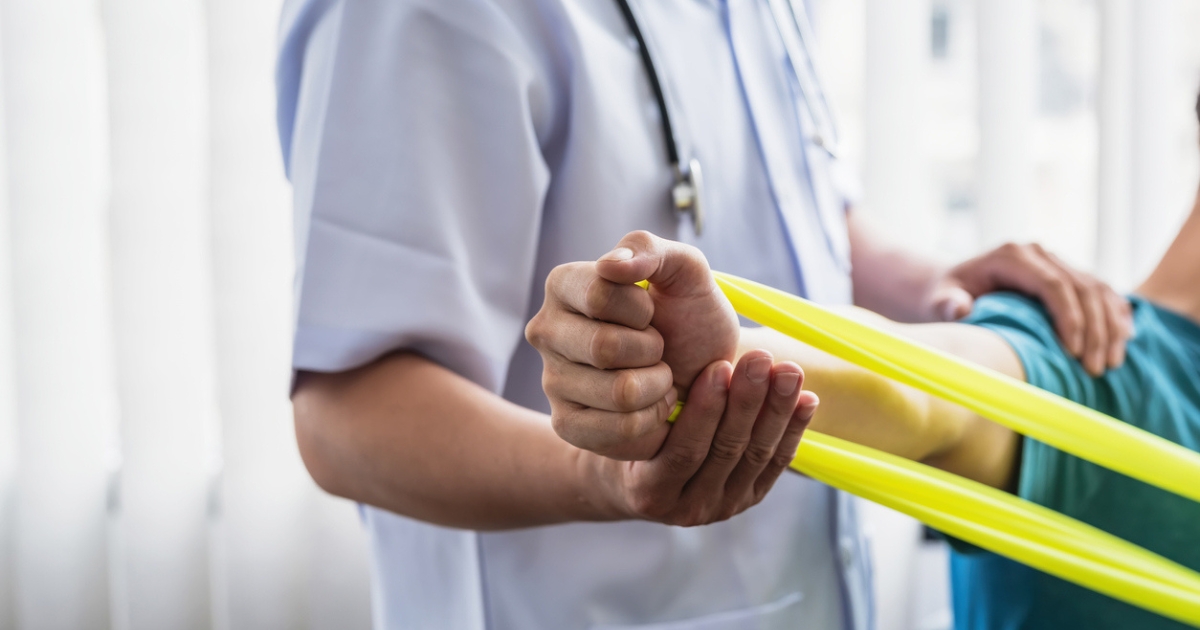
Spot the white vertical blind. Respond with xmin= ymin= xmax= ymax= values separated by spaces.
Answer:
xmin=1130 ymin=0 xmax=1183 ymax=280
xmin=0 ymin=0 xmax=371 ymax=628
xmin=101 ymin=0 xmax=217 ymax=628
xmin=203 ymin=0 xmax=368 ymax=627
xmin=3 ymin=1 xmax=119 ymax=628
xmin=1097 ymin=0 xmax=1134 ymax=290
xmin=976 ymin=0 xmax=1037 ymax=247
xmin=863 ymin=0 xmax=936 ymax=252
xmin=0 ymin=6 xmax=15 ymax=627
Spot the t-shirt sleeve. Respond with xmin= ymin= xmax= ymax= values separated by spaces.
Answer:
xmin=935 ymin=293 xmax=1100 ymax=555
xmin=963 ymin=293 xmax=1100 ymax=406
xmin=962 ymin=293 xmax=1106 ymax=512
xmin=279 ymin=0 xmax=554 ymax=392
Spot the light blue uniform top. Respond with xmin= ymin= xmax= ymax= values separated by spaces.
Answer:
xmin=277 ymin=0 xmax=872 ymax=628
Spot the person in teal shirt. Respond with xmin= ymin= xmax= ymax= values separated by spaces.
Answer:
xmin=525 ymin=94 xmax=1200 ymax=629
xmin=951 ymin=291 xmax=1200 ymax=629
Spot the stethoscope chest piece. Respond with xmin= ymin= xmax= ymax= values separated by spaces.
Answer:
xmin=672 ymin=157 xmax=704 ymax=236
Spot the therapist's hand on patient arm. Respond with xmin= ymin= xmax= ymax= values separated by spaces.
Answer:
xmin=848 ymin=214 xmax=1132 ymax=376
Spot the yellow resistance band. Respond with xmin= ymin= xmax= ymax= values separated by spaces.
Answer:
xmin=696 ymin=272 xmax=1200 ymax=625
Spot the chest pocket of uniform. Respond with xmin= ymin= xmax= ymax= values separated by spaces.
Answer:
xmin=590 ymin=591 xmax=804 ymax=630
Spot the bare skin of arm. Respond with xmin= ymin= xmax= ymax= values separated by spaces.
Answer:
xmin=739 ymin=317 xmax=1024 ymax=490
xmin=293 ymin=354 xmax=615 ymax=530
xmin=1137 ymin=188 xmax=1200 ymax=323
xmin=293 ymin=346 xmax=817 ymax=531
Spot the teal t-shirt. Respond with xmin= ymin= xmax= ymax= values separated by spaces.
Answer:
xmin=950 ymin=293 xmax=1200 ymax=630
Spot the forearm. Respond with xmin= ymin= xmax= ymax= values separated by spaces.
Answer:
xmin=848 ymin=212 xmax=946 ymax=322
xmin=738 ymin=326 xmax=948 ymax=462
xmin=292 ymin=352 xmax=623 ymax=530
xmin=738 ymin=313 xmax=1022 ymax=488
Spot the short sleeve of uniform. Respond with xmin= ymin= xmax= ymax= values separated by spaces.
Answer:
xmin=277 ymin=0 xmax=555 ymax=392
xmin=962 ymin=293 xmax=1104 ymax=509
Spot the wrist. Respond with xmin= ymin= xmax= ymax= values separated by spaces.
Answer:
xmin=569 ymin=447 xmax=635 ymax=522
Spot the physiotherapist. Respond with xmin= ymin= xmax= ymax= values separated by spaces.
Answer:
xmin=275 ymin=1 xmax=1132 ymax=628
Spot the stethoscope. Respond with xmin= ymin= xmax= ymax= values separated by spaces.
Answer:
xmin=613 ymin=0 xmax=840 ymax=238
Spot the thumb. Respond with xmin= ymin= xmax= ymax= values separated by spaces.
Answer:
xmin=596 ymin=230 xmax=716 ymax=299
xmin=932 ymin=285 xmax=975 ymax=322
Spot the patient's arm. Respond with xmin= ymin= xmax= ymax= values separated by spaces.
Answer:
xmin=739 ymin=309 xmax=1025 ymax=490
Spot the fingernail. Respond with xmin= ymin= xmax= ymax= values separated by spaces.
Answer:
xmin=714 ymin=362 xmax=733 ymax=391
xmin=773 ymin=372 xmax=799 ymax=396
xmin=747 ymin=357 xmax=771 ymax=384
xmin=600 ymin=247 xmax=633 ymax=262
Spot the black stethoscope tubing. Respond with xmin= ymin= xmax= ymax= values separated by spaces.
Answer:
xmin=614 ymin=0 xmax=841 ymax=242
xmin=613 ymin=0 xmax=680 ymax=169
xmin=613 ymin=0 xmax=706 ymax=235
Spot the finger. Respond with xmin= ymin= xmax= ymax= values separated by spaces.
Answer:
xmin=549 ymin=396 xmax=675 ymax=461
xmin=1041 ymin=252 xmax=1112 ymax=375
xmin=723 ymin=362 xmax=805 ymax=498
xmin=646 ymin=360 xmax=734 ymax=485
xmin=998 ymin=248 xmax=1085 ymax=356
xmin=1065 ymin=273 xmax=1110 ymax=376
xmin=683 ymin=351 xmax=774 ymax=498
xmin=754 ymin=392 xmax=819 ymax=497
xmin=1104 ymin=292 xmax=1133 ymax=368
xmin=546 ymin=261 xmax=656 ymax=329
xmin=543 ymin=359 xmax=674 ymax=412
xmin=533 ymin=313 xmax=664 ymax=370
xmin=931 ymin=285 xmax=975 ymax=322
xmin=596 ymin=230 xmax=719 ymax=300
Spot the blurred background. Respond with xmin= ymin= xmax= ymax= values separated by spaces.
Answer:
xmin=0 ymin=1 xmax=1196 ymax=629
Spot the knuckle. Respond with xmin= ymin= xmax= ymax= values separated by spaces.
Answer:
xmin=716 ymin=502 xmax=741 ymax=523
xmin=741 ymin=441 xmax=775 ymax=469
xmin=540 ymin=362 xmax=561 ymax=396
xmin=616 ymin=409 xmax=652 ymax=443
xmin=589 ymin=326 xmax=624 ymax=369
xmin=647 ymin=328 xmax=665 ymax=360
xmin=626 ymin=230 xmax=656 ymax=249
xmin=771 ymin=448 xmax=798 ymax=470
xmin=708 ymin=434 xmax=747 ymax=466
xmin=548 ymin=405 xmax=582 ymax=443
xmin=543 ymin=265 xmax=564 ymax=292
xmin=659 ymin=445 xmax=705 ymax=475
xmin=583 ymin=276 xmax=614 ymax=319
xmin=525 ymin=316 xmax=544 ymax=345
xmin=998 ymin=242 xmax=1022 ymax=258
xmin=524 ymin=315 xmax=544 ymax=348
xmin=611 ymin=369 xmax=646 ymax=412
xmin=1046 ymin=274 xmax=1069 ymax=293
xmin=676 ymin=505 xmax=711 ymax=528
